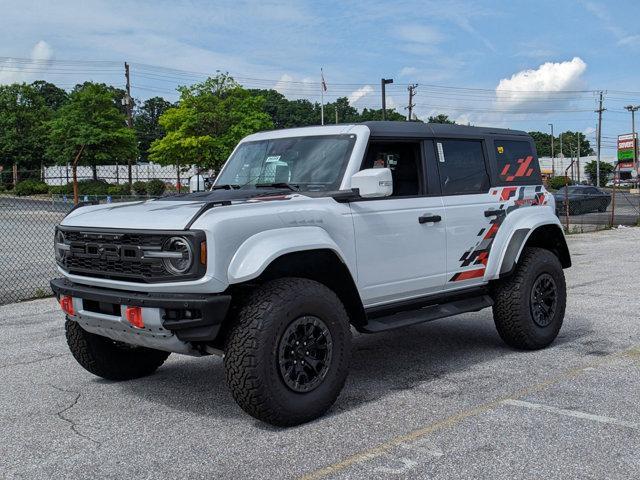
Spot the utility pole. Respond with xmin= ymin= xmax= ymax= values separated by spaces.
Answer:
xmin=624 ymin=105 xmax=640 ymax=190
xmin=335 ymin=106 xmax=338 ymax=125
xmin=406 ymin=84 xmax=417 ymax=121
xmin=124 ymin=62 xmax=134 ymax=188
xmin=381 ymin=78 xmax=393 ymax=120
xmin=548 ymin=123 xmax=554 ymax=176
xmin=577 ymin=133 xmax=581 ymax=183
xmin=595 ymin=91 xmax=606 ymax=187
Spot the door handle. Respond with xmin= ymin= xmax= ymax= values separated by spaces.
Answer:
xmin=419 ymin=214 xmax=441 ymax=224
xmin=484 ymin=209 xmax=506 ymax=218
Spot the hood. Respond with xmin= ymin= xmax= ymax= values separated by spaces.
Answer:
xmin=61 ymin=188 xmax=296 ymax=230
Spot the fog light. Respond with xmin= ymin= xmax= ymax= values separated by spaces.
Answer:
xmin=125 ymin=306 xmax=144 ymax=329
xmin=60 ymin=295 xmax=74 ymax=316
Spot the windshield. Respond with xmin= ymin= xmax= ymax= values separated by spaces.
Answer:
xmin=215 ymin=134 xmax=356 ymax=191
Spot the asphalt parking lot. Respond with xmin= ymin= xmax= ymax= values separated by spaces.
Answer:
xmin=1 ymin=228 xmax=639 ymax=479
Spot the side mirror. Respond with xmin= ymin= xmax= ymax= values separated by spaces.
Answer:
xmin=350 ymin=168 xmax=393 ymax=198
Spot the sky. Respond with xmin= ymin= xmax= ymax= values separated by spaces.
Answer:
xmin=1 ymin=0 xmax=640 ymax=157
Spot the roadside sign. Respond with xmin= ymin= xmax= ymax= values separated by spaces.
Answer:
xmin=618 ymin=133 xmax=637 ymax=161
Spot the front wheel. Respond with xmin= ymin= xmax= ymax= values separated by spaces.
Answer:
xmin=491 ymin=247 xmax=566 ymax=350
xmin=224 ymin=278 xmax=352 ymax=427
xmin=65 ymin=320 xmax=170 ymax=380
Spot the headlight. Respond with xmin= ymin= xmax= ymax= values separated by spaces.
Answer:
xmin=162 ymin=236 xmax=193 ymax=274
xmin=54 ymin=230 xmax=69 ymax=261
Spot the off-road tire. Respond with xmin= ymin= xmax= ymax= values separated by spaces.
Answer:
xmin=491 ymin=247 xmax=566 ymax=350
xmin=65 ymin=319 xmax=170 ymax=380
xmin=224 ymin=278 xmax=352 ymax=427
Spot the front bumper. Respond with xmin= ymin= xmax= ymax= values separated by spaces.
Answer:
xmin=51 ymin=278 xmax=232 ymax=353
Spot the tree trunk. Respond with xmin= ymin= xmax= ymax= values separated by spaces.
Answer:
xmin=92 ymin=164 xmax=98 ymax=181
xmin=176 ymin=162 xmax=181 ymax=193
xmin=72 ymin=145 xmax=85 ymax=205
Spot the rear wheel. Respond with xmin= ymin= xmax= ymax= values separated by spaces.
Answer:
xmin=491 ymin=247 xmax=566 ymax=350
xmin=65 ymin=320 xmax=170 ymax=380
xmin=224 ymin=278 xmax=352 ymax=427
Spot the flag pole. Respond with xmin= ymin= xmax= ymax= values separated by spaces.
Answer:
xmin=320 ymin=68 xmax=325 ymax=125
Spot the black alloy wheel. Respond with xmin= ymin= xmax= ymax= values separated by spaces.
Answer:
xmin=529 ymin=273 xmax=558 ymax=328
xmin=278 ymin=316 xmax=333 ymax=393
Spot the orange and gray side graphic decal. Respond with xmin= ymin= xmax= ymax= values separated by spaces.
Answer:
xmin=449 ymin=185 xmax=548 ymax=282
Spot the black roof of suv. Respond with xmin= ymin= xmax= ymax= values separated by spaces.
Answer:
xmin=363 ymin=121 xmax=529 ymax=138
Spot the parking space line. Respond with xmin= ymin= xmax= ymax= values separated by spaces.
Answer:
xmin=502 ymin=399 xmax=639 ymax=430
xmin=299 ymin=344 xmax=640 ymax=480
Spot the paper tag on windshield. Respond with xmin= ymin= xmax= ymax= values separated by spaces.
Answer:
xmin=265 ymin=155 xmax=281 ymax=162
xmin=437 ymin=142 xmax=445 ymax=162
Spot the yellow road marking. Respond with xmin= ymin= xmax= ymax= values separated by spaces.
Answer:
xmin=299 ymin=345 xmax=639 ymax=480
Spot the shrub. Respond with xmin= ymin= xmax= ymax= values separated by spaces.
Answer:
xmin=107 ymin=184 xmax=131 ymax=196
xmin=132 ymin=181 xmax=147 ymax=196
xmin=0 ymin=184 xmax=7 ymax=193
xmin=146 ymin=179 xmax=166 ymax=196
xmin=547 ymin=176 xmax=574 ymax=190
xmin=14 ymin=179 xmax=49 ymax=196
xmin=77 ymin=179 xmax=110 ymax=195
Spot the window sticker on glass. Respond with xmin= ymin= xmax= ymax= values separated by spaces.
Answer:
xmin=437 ymin=142 xmax=445 ymax=162
xmin=497 ymin=146 xmax=504 ymax=154
xmin=265 ymin=155 xmax=281 ymax=162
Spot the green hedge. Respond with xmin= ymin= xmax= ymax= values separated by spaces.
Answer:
xmin=547 ymin=176 xmax=574 ymax=190
xmin=132 ymin=181 xmax=147 ymax=195
xmin=146 ymin=179 xmax=166 ymax=196
xmin=14 ymin=179 xmax=49 ymax=196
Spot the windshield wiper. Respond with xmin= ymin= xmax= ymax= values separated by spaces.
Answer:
xmin=211 ymin=184 xmax=241 ymax=190
xmin=255 ymin=182 xmax=300 ymax=191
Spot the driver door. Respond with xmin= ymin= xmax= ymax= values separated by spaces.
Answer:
xmin=351 ymin=140 xmax=447 ymax=308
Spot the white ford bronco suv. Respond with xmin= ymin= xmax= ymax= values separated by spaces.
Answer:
xmin=51 ymin=122 xmax=570 ymax=426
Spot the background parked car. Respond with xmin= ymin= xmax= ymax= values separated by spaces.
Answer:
xmin=554 ymin=185 xmax=611 ymax=215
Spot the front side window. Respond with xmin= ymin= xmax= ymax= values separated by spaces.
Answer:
xmin=435 ymin=139 xmax=489 ymax=195
xmin=216 ymin=134 xmax=356 ymax=191
xmin=495 ymin=140 xmax=542 ymax=185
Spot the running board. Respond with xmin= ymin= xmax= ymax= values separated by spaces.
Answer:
xmin=361 ymin=295 xmax=493 ymax=333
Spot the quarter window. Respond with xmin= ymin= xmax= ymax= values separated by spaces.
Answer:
xmin=495 ymin=140 xmax=542 ymax=185
xmin=435 ymin=140 xmax=489 ymax=195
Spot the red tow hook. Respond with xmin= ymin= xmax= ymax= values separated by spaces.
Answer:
xmin=125 ymin=306 xmax=144 ymax=329
xmin=59 ymin=296 xmax=74 ymax=316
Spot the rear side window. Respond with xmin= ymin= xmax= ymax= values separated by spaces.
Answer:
xmin=495 ymin=140 xmax=542 ymax=185
xmin=435 ymin=139 xmax=490 ymax=195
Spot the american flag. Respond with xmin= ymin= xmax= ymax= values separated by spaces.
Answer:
xmin=321 ymin=68 xmax=327 ymax=92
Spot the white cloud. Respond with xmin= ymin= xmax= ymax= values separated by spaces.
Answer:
xmin=348 ymin=85 xmax=373 ymax=104
xmin=495 ymin=57 xmax=587 ymax=111
xmin=399 ymin=67 xmax=418 ymax=78
xmin=0 ymin=40 xmax=54 ymax=84
xmin=582 ymin=1 xmax=640 ymax=48
xmin=396 ymin=24 xmax=445 ymax=44
xmin=272 ymin=73 xmax=318 ymax=99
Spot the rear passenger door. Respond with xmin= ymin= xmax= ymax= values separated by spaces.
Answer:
xmin=436 ymin=138 xmax=500 ymax=287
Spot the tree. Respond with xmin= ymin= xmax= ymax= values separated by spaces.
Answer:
xmin=359 ymin=107 xmax=406 ymax=121
xmin=529 ymin=131 xmax=593 ymax=158
xmin=31 ymin=80 xmax=68 ymax=110
xmin=150 ymin=74 xmax=273 ymax=172
xmin=0 ymin=83 xmax=53 ymax=177
xmin=248 ymin=89 xmax=318 ymax=128
xmin=47 ymin=82 xmax=137 ymax=204
xmin=134 ymin=96 xmax=174 ymax=161
xmin=584 ymin=160 xmax=614 ymax=186
xmin=427 ymin=113 xmax=455 ymax=124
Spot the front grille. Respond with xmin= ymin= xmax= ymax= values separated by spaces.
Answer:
xmin=56 ymin=227 xmax=205 ymax=283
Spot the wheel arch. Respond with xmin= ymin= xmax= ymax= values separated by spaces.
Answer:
xmin=497 ymin=223 xmax=571 ymax=279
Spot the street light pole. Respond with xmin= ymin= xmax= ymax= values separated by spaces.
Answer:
xmin=548 ymin=123 xmax=554 ymax=176
xmin=624 ymin=105 xmax=640 ymax=189
xmin=381 ymin=78 xmax=393 ymax=120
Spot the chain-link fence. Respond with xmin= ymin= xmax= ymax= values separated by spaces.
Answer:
xmin=0 ymin=193 xmax=170 ymax=305
xmin=0 ymin=195 xmax=70 ymax=304
xmin=556 ymin=186 xmax=640 ymax=233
